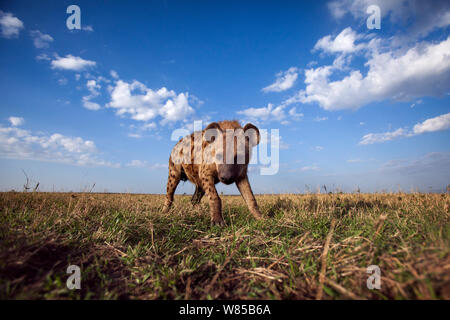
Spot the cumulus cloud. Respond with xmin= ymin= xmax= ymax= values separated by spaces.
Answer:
xmin=328 ymin=0 xmax=450 ymax=39
xmin=8 ymin=116 xmax=24 ymax=126
xmin=314 ymin=27 xmax=365 ymax=54
xmin=262 ymin=67 xmax=299 ymax=93
xmin=110 ymin=70 xmax=119 ymax=79
xmin=281 ymin=2 xmax=450 ymax=112
xmin=30 ymin=30 xmax=53 ymax=48
xmin=159 ymin=93 xmax=192 ymax=124
xmin=51 ymin=54 xmax=96 ymax=71
xmin=0 ymin=123 xmax=118 ymax=167
xmin=83 ymin=100 xmax=101 ymax=111
xmin=238 ymin=103 xmax=285 ymax=122
xmin=107 ymin=79 xmax=194 ymax=124
xmin=413 ymin=113 xmax=450 ymax=134
xmin=86 ymin=80 xmax=100 ymax=94
xmin=82 ymin=80 xmax=101 ymax=110
xmin=359 ymin=113 xmax=450 ymax=145
xmin=0 ymin=11 xmax=24 ymax=38
xmin=290 ymin=36 xmax=450 ymax=111
xmin=237 ymin=103 xmax=303 ymax=124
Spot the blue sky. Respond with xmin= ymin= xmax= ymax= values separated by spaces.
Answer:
xmin=0 ymin=0 xmax=449 ymax=194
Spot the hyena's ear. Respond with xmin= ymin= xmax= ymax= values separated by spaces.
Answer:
xmin=244 ymin=123 xmax=260 ymax=146
xmin=204 ymin=122 xmax=223 ymax=143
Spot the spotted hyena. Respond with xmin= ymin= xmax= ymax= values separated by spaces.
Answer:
xmin=163 ymin=120 xmax=263 ymax=226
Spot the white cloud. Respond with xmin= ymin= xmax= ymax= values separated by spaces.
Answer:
xmin=410 ymin=99 xmax=423 ymax=108
xmin=0 ymin=11 xmax=24 ymax=38
xmin=141 ymin=122 xmax=157 ymax=130
xmin=0 ymin=123 xmax=118 ymax=167
xmin=359 ymin=128 xmax=410 ymax=145
xmin=313 ymin=116 xmax=328 ymax=122
xmin=94 ymin=75 xmax=110 ymax=84
xmin=82 ymin=25 xmax=94 ymax=32
xmin=327 ymin=1 xmax=348 ymax=19
xmin=82 ymin=100 xmax=101 ymax=111
xmin=260 ymin=134 xmax=289 ymax=150
xmin=299 ymin=165 xmax=320 ymax=172
xmin=51 ymin=54 xmax=96 ymax=71
xmin=107 ymin=79 xmax=194 ymax=123
xmin=328 ymin=0 xmax=450 ymax=39
xmin=8 ymin=117 xmax=24 ymax=126
xmin=126 ymin=159 xmax=147 ymax=167
xmin=359 ymin=113 xmax=450 ymax=145
xmin=292 ymin=36 xmax=450 ymax=111
xmin=87 ymin=79 xmax=100 ymax=92
xmin=314 ymin=27 xmax=364 ymax=54
xmin=110 ymin=70 xmax=119 ymax=79
xmin=127 ymin=133 xmax=142 ymax=139
xmin=126 ymin=160 xmax=167 ymax=170
xmin=159 ymin=92 xmax=193 ymax=124
xmin=30 ymin=30 xmax=53 ymax=48
xmin=82 ymin=80 xmax=101 ymax=111
xmin=413 ymin=113 xmax=450 ymax=134
xmin=314 ymin=146 xmax=324 ymax=151
xmin=238 ymin=103 xmax=284 ymax=122
xmin=237 ymin=103 xmax=303 ymax=124
xmin=262 ymin=67 xmax=299 ymax=93
xmin=288 ymin=107 xmax=304 ymax=120
xmin=36 ymin=53 xmax=51 ymax=61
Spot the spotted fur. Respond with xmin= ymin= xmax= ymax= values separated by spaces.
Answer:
xmin=163 ymin=120 xmax=263 ymax=226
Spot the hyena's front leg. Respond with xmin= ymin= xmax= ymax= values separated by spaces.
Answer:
xmin=236 ymin=176 xmax=263 ymax=220
xmin=191 ymin=185 xmax=205 ymax=206
xmin=163 ymin=162 xmax=181 ymax=212
xmin=201 ymin=173 xmax=224 ymax=226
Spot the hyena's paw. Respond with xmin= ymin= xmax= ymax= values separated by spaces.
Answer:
xmin=252 ymin=210 xmax=264 ymax=220
xmin=162 ymin=201 xmax=172 ymax=213
xmin=210 ymin=216 xmax=225 ymax=226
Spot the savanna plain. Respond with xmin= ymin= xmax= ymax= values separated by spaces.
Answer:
xmin=0 ymin=191 xmax=449 ymax=299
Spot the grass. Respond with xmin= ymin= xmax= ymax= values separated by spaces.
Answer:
xmin=0 ymin=191 xmax=449 ymax=300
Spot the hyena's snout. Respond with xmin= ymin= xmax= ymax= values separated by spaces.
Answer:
xmin=217 ymin=164 xmax=242 ymax=185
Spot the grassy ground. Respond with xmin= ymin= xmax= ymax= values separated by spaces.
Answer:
xmin=0 ymin=191 xmax=449 ymax=300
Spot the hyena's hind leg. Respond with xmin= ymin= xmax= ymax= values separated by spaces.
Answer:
xmin=191 ymin=186 xmax=205 ymax=206
xmin=163 ymin=160 xmax=182 ymax=212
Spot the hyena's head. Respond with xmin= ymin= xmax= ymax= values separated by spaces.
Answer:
xmin=204 ymin=122 xmax=260 ymax=185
